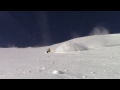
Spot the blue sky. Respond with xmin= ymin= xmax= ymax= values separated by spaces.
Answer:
xmin=0 ymin=11 xmax=120 ymax=47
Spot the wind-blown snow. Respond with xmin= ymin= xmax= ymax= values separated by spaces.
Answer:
xmin=0 ymin=34 xmax=120 ymax=79
xmin=55 ymin=41 xmax=88 ymax=53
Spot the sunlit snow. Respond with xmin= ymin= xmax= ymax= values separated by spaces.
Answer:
xmin=0 ymin=34 xmax=120 ymax=79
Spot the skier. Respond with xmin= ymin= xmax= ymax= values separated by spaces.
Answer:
xmin=46 ymin=48 xmax=51 ymax=53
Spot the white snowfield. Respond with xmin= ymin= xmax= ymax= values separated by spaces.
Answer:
xmin=0 ymin=34 xmax=120 ymax=79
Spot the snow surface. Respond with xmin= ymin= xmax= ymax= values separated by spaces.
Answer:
xmin=0 ymin=34 xmax=120 ymax=79
xmin=55 ymin=41 xmax=88 ymax=53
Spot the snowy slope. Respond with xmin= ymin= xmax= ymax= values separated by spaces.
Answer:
xmin=0 ymin=34 xmax=120 ymax=79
